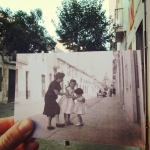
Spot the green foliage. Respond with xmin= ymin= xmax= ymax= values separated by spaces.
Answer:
xmin=53 ymin=0 xmax=114 ymax=51
xmin=0 ymin=7 xmax=56 ymax=55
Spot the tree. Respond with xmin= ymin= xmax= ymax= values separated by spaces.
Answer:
xmin=0 ymin=7 xmax=56 ymax=57
xmin=109 ymin=15 xmax=117 ymax=50
xmin=52 ymin=0 xmax=114 ymax=51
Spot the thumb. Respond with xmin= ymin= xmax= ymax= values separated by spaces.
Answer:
xmin=0 ymin=119 xmax=34 ymax=150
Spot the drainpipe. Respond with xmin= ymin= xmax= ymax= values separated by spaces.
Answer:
xmin=143 ymin=0 xmax=148 ymax=149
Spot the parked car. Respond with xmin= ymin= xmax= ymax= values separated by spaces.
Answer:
xmin=102 ymin=91 xmax=107 ymax=97
xmin=97 ymin=90 xmax=103 ymax=97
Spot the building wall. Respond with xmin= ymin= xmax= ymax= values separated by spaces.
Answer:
xmin=15 ymin=53 xmax=102 ymax=119
xmin=115 ymin=0 xmax=144 ymax=50
xmin=114 ymin=50 xmax=145 ymax=142
xmin=0 ymin=56 xmax=16 ymax=104
xmin=127 ymin=1 xmax=144 ymax=50
xmin=15 ymin=54 xmax=54 ymax=106
xmin=114 ymin=0 xmax=147 ymax=144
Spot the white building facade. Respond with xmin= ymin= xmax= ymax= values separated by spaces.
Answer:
xmin=15 ymin=53 xmax=56 ymax=106
xmin=113 ymin=50 xmax=145 ymax=145
xmin=56 ymin=57 xmax=100 ymax=96
xmin=113 ymin=0 xmax=149 ymax=148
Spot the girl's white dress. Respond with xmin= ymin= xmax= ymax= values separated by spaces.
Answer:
xmin=73 ymin=96 xmax=87 ymax=115
xmin=58 ymin=87 xmax=75 ymax=114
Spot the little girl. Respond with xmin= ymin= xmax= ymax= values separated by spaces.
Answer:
xmin=58 ymin=79 xmax=76 ymax=126
xmin=73 ymin=88 xmax=87 ymax=126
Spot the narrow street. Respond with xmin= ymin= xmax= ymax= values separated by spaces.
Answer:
xmin=29 ymin=95 xmax=142 ymax=147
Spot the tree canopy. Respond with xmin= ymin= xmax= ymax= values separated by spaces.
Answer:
xmin=52 ymin=0 xmax=113 ymax=51
xmin=0 ymin=7 xmax=56 ymax=56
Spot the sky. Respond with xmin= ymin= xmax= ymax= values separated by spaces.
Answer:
xmin=56 ymin=51 xmax=113 ymax=82
xmin=0 ymin=0 xmax=110 ymax=40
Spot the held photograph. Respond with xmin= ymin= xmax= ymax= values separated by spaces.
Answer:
xmin=14 ymin=51 xmax=145 ymax=147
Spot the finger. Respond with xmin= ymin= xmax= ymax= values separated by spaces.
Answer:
xmin=0 ymin=116 xmax=14 ymax=135
xmin=24 ymin=138 xmax=36 ymax=143
xmin=0 ymin=118 xmax=34 ymax=150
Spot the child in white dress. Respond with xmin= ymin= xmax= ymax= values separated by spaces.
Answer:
xmin=73 ymin=88 xmax=87 ymax=126
xmin=58 ymin=79 xmax=76 ymax=126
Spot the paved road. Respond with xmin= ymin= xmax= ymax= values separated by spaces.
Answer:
xmin=0 ymin=96 xmax=142 ymax=150
xmin=29 ymin=95 xmax=142 ymax=147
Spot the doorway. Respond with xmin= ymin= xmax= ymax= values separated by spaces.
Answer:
xmin=8 ymin=69 xmax=16 ymax=102
xmin=136 ymin=21 xmax=144 ymax=62
xmin=133 ymin=51 xmax=141 ymax=125
xmin=136 ymin=21 xmax=145 ymax=114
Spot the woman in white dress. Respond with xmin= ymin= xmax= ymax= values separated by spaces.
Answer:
xmin=58 ymin=79 xmax=76 ymax=126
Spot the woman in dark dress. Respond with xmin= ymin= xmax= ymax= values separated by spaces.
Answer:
xmin=43 ymin=72 xmax=66 ymax=130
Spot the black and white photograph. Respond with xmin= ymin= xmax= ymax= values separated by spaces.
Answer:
xmin=14 ymin=50 xmax=145 ymax=147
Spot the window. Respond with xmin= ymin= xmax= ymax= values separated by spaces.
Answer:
xmin=76 ymin=83 xmax=78 ymax=88
xmin=75 ymin=70 xmax=77 ymax=77
xmin=87 ymin=87 xmax=88 ymax=94
xmin=15 ymin=69 xmax=18 ymax=92
xmin=61 ymin=63 xmax=63 ymax=71
xmin=136 ymin=21 xmax=144 ymax=72
xmin=41 ymin=75 xmax=45 ymax=97
xmin=26 ymin=71 xmax=29 ymax=99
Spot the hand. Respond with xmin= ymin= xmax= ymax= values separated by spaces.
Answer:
xmin=81 ymin=98 xmax=85 ymax=103
xmin=72 ymin=96 xmax=76 ymax=100
xmin=0 ymin=116 xmax=39 ymax=150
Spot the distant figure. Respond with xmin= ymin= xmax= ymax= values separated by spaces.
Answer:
xmin=109 ymin=89 xmax=112 ymax=97
xmin=58 ymin=79 xmax=76 ymax=126
xmin=73 ymin=88 xmax=87 ymax=126
xmin=113 ymin=88 xmax=116 ymax=95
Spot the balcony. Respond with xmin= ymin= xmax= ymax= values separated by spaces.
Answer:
xmin=114 ymin=8 xmax=124 ymax=42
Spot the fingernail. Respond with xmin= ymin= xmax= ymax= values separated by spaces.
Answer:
xmin=18 ymin=119 xmax=33 ymax=135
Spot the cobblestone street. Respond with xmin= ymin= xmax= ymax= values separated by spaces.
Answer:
xmin=0 ymin=95 xmax=142 ymax=150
